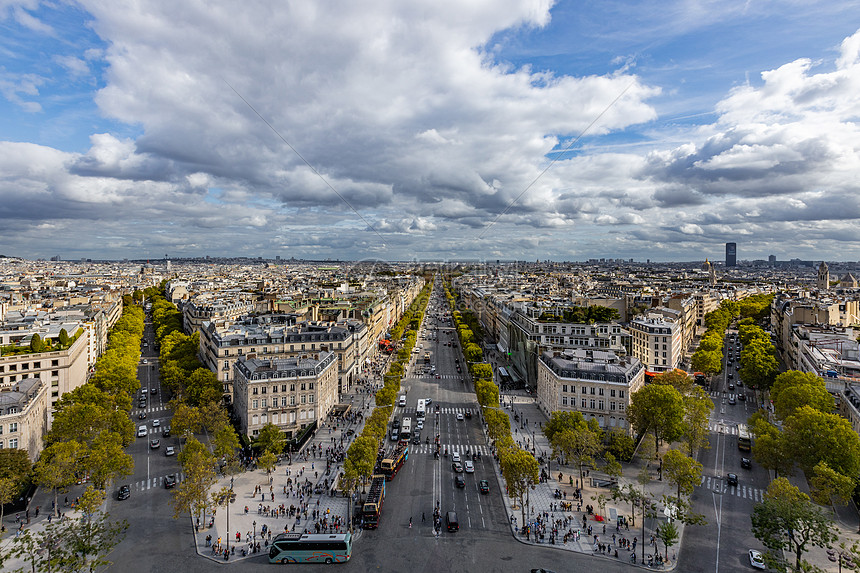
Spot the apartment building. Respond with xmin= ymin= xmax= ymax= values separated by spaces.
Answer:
xmin=0 ymin=332 xmax=89 ymax=414
xmin=0 ymin=377 xmax=49 ymax=460
xmin=199 ymin=316 xmax=367 ymax=402
xmin=232 ymin=352 xmax=338 ymax=440
xmin=536 ymin=349 xmax=644 ymax=432
xmin=628 ymin=313 xmax=683 ymax=373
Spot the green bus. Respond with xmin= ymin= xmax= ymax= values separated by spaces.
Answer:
xmin=268 ymin=532 xmax=352 ymax=564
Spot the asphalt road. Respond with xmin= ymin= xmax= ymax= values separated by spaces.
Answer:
xmin=679 ymin=329 xmax=771 ymax=573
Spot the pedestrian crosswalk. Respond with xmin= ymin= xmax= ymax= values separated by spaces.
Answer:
xmin=698 ymin=475 xmax=763 ymax=501
xmin=709 ymin=423 xmax=739 ymax=434
xmin=132 ymin=472 xmax=184 ymax=491
xmin=407 ymin=443 xmax=492 ymax=456
xmin=397 ymin=406 xmax=475 ymax=415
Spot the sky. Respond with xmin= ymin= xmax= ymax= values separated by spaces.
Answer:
xmin=2 ymin=1 xmax=860 ymax=263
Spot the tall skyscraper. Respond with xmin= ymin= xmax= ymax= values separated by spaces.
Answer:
xmin=726 ymin=242 xmax=737 ymax=267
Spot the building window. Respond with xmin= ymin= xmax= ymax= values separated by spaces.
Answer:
xmin=282 ymin=397 xmax=288 ymax=406
xmin=598 ymin=400 xmax=604 ymax=410
xmin=619 ymin=390 xmax=625 ymax=399
xmin=8 ymin=438 xmax=17 ymax=449
xmin=290 ymin=384 xmax=295 ymax=391
xmin=301 ymin=395 xmax=307 ymax=404
xmin=51 ymin=360 xmax=59 ymax=366
xmin=272 ymin=386 xmax=278 ymax=393
xmin=581 ymin=399 xmax=587 ymax=408
xmin=300 ymin=383 xmax=306 ymax=391
xmin=309 ymin=382 xmax=314 ymax=390
xmin=562 ymin=384 xmax=568 ymax=393
xmin=598 ymin=388 xmax=604 ymax=396
xmin=589 ymin=399 xmax=596 ymax=409
xmin=290 ymin=396 xmax=295 ymax=405
xmin=252 ymin=400 xmax=259 ymax=409
xmin=9 ymin=423 xmax=17 ymax=433
xmin=590 ymin=387 xmax=596 ymax=395
xmin=610 ymin=402 xmax=616 ymax=411
xmin=562 ymin=397 xmax=568 ymax=406
xmin=619 ymin=403 xmax=625 ymax=411
xmin=261 ymin=398 xmax=267 ymax=408
xmin=309 ymin=395 xmax=314 ymax=403
xmin=610 ymin=389 xmax=616 ymax=397
xmin=252 ymin=387 xmax=259 ymax=395
xmin=261 ymin=386 xmax=267 ymax=394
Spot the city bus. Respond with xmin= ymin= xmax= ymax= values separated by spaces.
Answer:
xmin=737 ymin=423 xmax=752 ymax=451
xmin=416 ymin=400 xmax=426 ymax=420
xmin=268 ymin=532 xmax=352 ymax=564
xmin=399 ymin=417 xmax=412 ymax=444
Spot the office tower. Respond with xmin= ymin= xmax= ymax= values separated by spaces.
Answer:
xmin=726 ymin=243 xmax=737 ymax=267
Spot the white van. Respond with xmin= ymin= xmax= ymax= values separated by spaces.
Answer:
xmin=138 ymin=425 xmax=147 ymax=438
xmin=398 ymin=395 xmax=407 ymax=407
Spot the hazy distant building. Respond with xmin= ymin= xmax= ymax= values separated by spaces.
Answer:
xmin=768 ymin=255 xmax=776 ymax=265
xmin=725 ymin=243 xmax=737 ymax=267
xmin=817 ymin=262 xmax=830 ymax=291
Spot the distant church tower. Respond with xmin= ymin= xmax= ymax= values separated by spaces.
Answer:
xmin=702 ymin=259 xmax=717 ymax=286
xmin=817 ymin=261 xmax=830 ymax=290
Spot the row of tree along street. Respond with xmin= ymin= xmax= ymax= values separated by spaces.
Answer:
xmin=140 ymin=285 xmax=242 ymax=530
xmin=2 ymin=295 xmax=145 ymax=571
xmin=338 ymin=279 xmax=434 ymax=515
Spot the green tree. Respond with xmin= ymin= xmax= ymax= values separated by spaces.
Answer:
xmin=255 ymin=423 xmax=284 ymax=455
xmin=259 ymin=451 xmax=278 ymax=475
xmin=662 ymin=448 xmax=703 ymax=501
xmin=549 ymin=422 xmax=603 ymax=487
xmin=170 ymin=402 xmax=203 ymax=438
xmin=172 ymin=437 xmax=217 ymax=523
xmin=782 ymin=405 xmax=860 ymax=478
xmin=8 ymin=521 xmax=66 ymax=573
xmin=185 ymin=367 xmax=222 ymax=407
xmin=543 ymin=410 xmax=593 ymax=442
xmin=681 ymin=386 xmax=714 ymax=456
xmin=485 ymin=408 xmax=512 ymax=444
xmin=34 ymin=441 xmax=85 ymax=517
xmin=653 ymin=369 xmax=693 ymax=394
xmin=212 ymin=423 xmax=240 ymax=461
xmin=62 ymin=500 xmax=129 ymax=571
xmin=606 ymin=427 xmax=635 ymax=461
xmin=739 ymin=339 xmax=779 ymax=390
xmin=771 ymin=371 xmax=834 ymax=421
xmin=470 ymin=363 xmax=493 ymax=380
xmin=749 ymin=413 xmax=793 ymax=477
xmin=809 ymin=460 xmax=856 ymax=505
xmin=603 ymin=452 xmax=623 ymax=481
xmin=691 ymin=349 xmax=723 ymax=377
xmin=751 ymin=477 xmax=837 ymax=572
xmin=500 ymin=448 xmax=539 ymax=528
xmin=29 ymin=333 xmax=44 ymax=353
xmin=0 ymin=448 xmax=32 ymax=485
xmin=628 ymin=384 xmax=685 ymax=447
xmin=86 ymin=431 xmax=134 ymax=489
xmin=464 ymin=343 xmax=482 ymax=362
xmin=656 ymin=521 xmax=679 ymax=562
xmin=0 ymin=477 xmax=17 ymax=534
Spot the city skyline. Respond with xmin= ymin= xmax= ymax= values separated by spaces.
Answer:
xmin=2 ymin=1 xmax=860 ymax=262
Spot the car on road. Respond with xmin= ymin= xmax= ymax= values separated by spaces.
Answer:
xmin=749 ymin=549 xmax=766 ymax=569
xmin=141 ymin=388 xmax=148 ymax=394
xmin=728 ymin=383 xmax=735 ymax=391
xmin=142 ymin=359 xmax=147 ymax=364
xmin=162 ymin=427 xmax=171 ymax=437
xmin=728 ymin=397 xmax=737 ymax=405
xmin=152 ymin=419 xmax=160 ymax=427
xmin=412 ymin=432 xmax=421 ymax=445
xmin=416 ymin=419 xmax=424 ymax=430
xmin=165 ymin=446 xmax=175 ymax=456
xmin=738 ymin=393 xmax=747 ymax=401
xmin=726 ymin=473 xmax=739 ymax=486
xmin=425 ymin=398 xmax=432 ymax=405
xmin=150 ymin=439 xmax=160 ymax=449
xmin=452 ymin=452 xmax=461 ymax=463
xmin=741 ymin=457 xmax=752 ymax=469
xmin=138 ymin=401 xmax=147 ymax=409
xmin=464 ymin=460 xmax=474 ymax=473
xmin=164 ymin=474 xmax=177 ymax=489
xmin=151 ymin=387 xmax=157 ymax=395
xmin=728 ymin=372 xmax=734 ymax=379
xmin=455 ymin=475 xmax=466 ymax=488
xmin=456 ymin=413 xmax=464 ymax=421
xmin=117 ymin=485 xmax=130 ymax=500
xmin=737 ymin=380 xmax=743 ymax=387
xmin=465 ymin=409 xmax=472 ymax=419
xmin=138 ymin=425 xmax=147 ymax=437
xmin=479 ymin=479 xmax=490 ymax=494
xmin=453 ymin=461 xmax=464 ymax=473
xmin=138 ymin=411 xmax=147 ymax=419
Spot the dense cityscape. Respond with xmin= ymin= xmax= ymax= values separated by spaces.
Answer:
xmin=4 ymin=1 xmax=860 ymax=572
xmin=0 ymin=251 xmax=859 ymax=572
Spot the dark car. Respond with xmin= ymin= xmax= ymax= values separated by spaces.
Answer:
xmin=465 ymin=409 xmax=472 ymax=419
xmin=728 ymin=397 xmax=737 ymax=405
xmin=162 ymin=427 xmax=171 ymax=437
xmin=116 ymin=485 xmax=130 ymax=500
xmin=741 ymin=458 xmax=752 ymax=469
xmin=412 ymin=431 xmax=421 ymax=445
xmin=479 ymin=479 xmax=490 ymax=494
xmin=728 ymin=383 xmax=735 ymax=391
xmin=138 ymin=411 xmax=147 ymax=419
xmin=738 ymin=393 xmax=747 ymax=402
xmin=455 ymin=475 xmax=466 ymax=488
xmin=164 ymin=474 xmax=177 ymax=489
xmin=726 ymin=473 xmax=738 ymax=486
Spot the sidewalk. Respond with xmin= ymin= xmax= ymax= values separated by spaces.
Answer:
xmin=193 ymin=379 xmax=377 ymax=562
xmin=493 ymin=391 xmax=680 ymax=569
